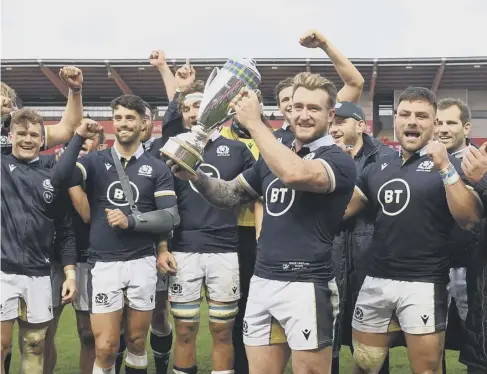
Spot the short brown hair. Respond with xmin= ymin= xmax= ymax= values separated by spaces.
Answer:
xmin=438 ymin=98 xmax=471 ymax=124
xmin=179 ymin=80 xmax=205 ymax=110
xmin=397 ymin=87 xmax=437 ymax=112
xmin=292 ymin=72 xmax=337 ymax=109
xmin=274 ymin=77 xmax=294 ymax=105
xmin=11 ymin=108 xmax=44 ymax=132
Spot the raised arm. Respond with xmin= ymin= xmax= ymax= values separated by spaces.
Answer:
xmin=300 ymin=30 xmax=364 ymax=103
xmin=149 ymin=50 xmax=177 ymax=102
xmin=51 ymin=120 xmax=102 ymax=189
xmin=45 ymin=67 xmax=84 ymax=149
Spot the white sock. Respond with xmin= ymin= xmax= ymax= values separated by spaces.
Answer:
xmin=211 ymin=371 xmax=235 ymax=374
xmin=92 ymin=363 xmax=115 ymax=373
xmin=125 ymin=350 xmax=148 ymax=368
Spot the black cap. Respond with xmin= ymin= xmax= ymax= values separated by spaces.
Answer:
xmin=334 ymin=101 xmax=365 ymax=121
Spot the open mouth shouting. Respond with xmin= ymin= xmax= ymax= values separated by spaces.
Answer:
xmin=403 ymin=129 xmax=421 ymax=140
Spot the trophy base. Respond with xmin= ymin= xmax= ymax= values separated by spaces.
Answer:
xmin=160 ymin=137 xmax=204 ymax=176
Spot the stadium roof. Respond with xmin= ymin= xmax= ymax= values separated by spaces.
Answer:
xmin=2 ymin=57 xmax=486 ymax=107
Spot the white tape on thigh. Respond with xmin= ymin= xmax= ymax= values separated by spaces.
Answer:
xmin=352 ymin=339 xmax=388 ymax=374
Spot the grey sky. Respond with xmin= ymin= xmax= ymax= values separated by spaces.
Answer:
xmin=2 ymin=0 xmax=486 ymax=60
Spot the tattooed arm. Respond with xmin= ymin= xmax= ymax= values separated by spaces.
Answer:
xmin=192 ymin=171 xmax=258 ymax=209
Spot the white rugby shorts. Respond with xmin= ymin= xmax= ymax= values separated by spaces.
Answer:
xmin=168 ymin=252 xmax=240 ymax=303
xmin=352 ymin=276 xmax=449 ymax=334
xmin=90 ymin=256 xmax=157 ymax=314
xmin=1 ymin=271 xmax=53 ymax=323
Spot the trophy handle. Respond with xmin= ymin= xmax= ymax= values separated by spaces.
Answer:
xmin=205 ymin=67 xmax=219 ymax=92
xmin=226 ymin=88 xmax=261 ymax=118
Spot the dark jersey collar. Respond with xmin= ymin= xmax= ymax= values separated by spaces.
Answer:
xmin=112 ymin=144 xmax=144 ymax=160
xmin=291 ymin=134 xmax=334 ymax=153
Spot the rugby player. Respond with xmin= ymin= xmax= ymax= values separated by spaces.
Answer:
xmin=272 ymin=77 xmax=295 ymax=145
xmin=51 ymin=95 xmax=181 ymax=374
xmin=344 ymin=87 xmax=483 ymax=374
xmin=1 ymin=108 xmax=77 ymax=374
xmin=435 ymin=98 xmax=481 ymax=372
xmin=169 ymin=71 xmax=357 ymax=374
xmin=329 ymin=102 xmax=395 ymax=374
xmin=149 ymin=62 xmax=199 ymax=153
xmin=159 ymin=123 xmax=255 ymax=374
xmin=43 ymin=118 xmax=106 ymax=374
xmin=1 ymin=67 xmax=84 ymax=156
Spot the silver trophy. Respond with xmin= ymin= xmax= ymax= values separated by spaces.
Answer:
xmin=161 ymin=58 xmax=261 ymax=175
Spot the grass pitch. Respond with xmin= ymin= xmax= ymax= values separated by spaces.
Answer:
xmin=9 ymin=304 xmax=466 ymax=373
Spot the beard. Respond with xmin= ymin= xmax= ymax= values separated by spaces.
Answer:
xmin=115 ymin=128 xmax=141 ymax=145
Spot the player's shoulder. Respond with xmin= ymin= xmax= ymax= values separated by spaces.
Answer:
xmin=209 ymin=136 xmax=248 ymax=158
xmin=140 ymin=151 xmax=172 ymax=175
xmin=219 ymin=126 xmax=232 ymax=139
xmin=313 ymin=143 xmax=354 ymax=165
xmin=217 ymin=135 xmax=247 ymax=150
xmin=447 ymin=153 xmax=462 ymax=167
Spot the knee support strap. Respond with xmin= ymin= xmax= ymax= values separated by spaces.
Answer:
xmin=352 ymin=339 xmax=388 ymax=374
xmin=208 ymin=301 xmax=239 ymax=323
xmin=170 ymin=300 xmax=201 ymax=323
xmin=19 ymin=326 xmax=48 ymax=374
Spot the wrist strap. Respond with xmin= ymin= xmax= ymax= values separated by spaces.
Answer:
xmin=440 ymin=163 xmax=460 ymax=186
xmin=65 ymin=269 xmax=76 ymax=280
xmin=69 ymin=87 xmax=82 ymax=95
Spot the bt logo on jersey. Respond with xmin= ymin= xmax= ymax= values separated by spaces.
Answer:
xmin=269 ymin=187 xmax=288 ymax=203
xmin=377 ymin=178 xmax=411 ymax=216
xmin=265 ymin=178 xmax=295 ymax=217
xmin=107 ymin=181 xmax=140 ymax=206
xmin=384 ymin=189 xmax=404 ymax=204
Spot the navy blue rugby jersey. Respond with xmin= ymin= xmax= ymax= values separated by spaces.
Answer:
xmin=68 ymin=143 xmax=177 ymax=262
xmin=272 ymin=122 xmax=294 ymax=146
xmin=38 ymin=153 xmax=90 ymax=263
xmin=237 ymin=135 xmax=356 ymax=282
xmin=1 ymin=154 xmax=76 ymax=276
xmin=172 ymin=131 xmax=255 ymax=253
xmin=355 ymin=147 xmax=473 ymax=283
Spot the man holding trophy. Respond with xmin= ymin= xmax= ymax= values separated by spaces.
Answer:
xmin=166 ymin=61 xmax=356 ymax=373
xmin=159 ymin=59 xmax=259 ymax=374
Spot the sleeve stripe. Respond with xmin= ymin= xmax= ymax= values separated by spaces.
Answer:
xmin=354 ymin=186 xmax=368 ymax=202
xmin=43 ymin=126 xmax=50 ymax=150
xmin=154 ymin=190 xmax=176 ymax=197
xmin=237 ymin=174 xmax=260 ymax=198
xmin=76 ymin=162 xmax=87 ymax=181
xmin=316 ymin=159 xmax=336 ymax=193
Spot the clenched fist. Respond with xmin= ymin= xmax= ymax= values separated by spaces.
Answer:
xmin=75 ymin=118 xmax=103 ymax=140
xmin=59 ymin=66 xmax=83 ymax=91
xmin=426 ymin=140 xmax=450 ymax=171
xmin=228 ymin=87 xmax=262 ymax=130
xmin=299 ymin=29 xmax=328 ymax=49
xmin=149 ymin=50 xmax=167 ymax=68
xmin=175 ymin=59 xmax=195 ymax=91
xmin=105 ymin=208 xmax=128 ymax=229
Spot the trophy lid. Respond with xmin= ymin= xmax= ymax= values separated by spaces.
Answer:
xmin=222 ymin=58 xmax=261 ymax=90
